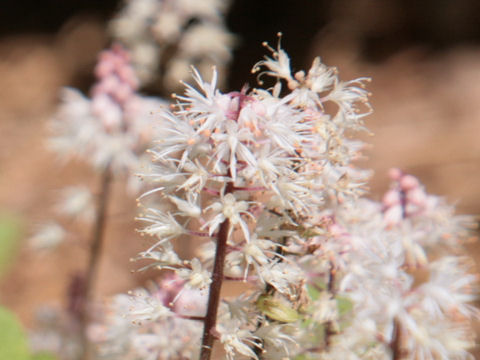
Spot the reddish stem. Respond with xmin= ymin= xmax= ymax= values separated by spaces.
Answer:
xmin=80 ymin=165 xmax=112 ymax=360
xmin=199 ymin=181 xmax=235 ymax=360
xmin=391 ymin=317 xmax=403 ymax=360
xmin=325 ymin=260 xmax=336 ymax=350
xmin=85 ymin=166 xmax=112 ymax=305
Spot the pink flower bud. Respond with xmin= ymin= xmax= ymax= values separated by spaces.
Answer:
xmin=388 ymin=168 xmax=402 ymax=181
xmin=160 ymin=275 xmax=185 ymax=299
xmin=94 ymin=59 xmax=115 ymax=78
xmin=113 ymin=83 xmax=134 ymax=104
xmin=174 ymin=288 xmax=207 ymax=317
xmin=407 ymin=187 xmax=427 ymax=207
xmin=400 ymin=174 xmax=419 ymax=191
xmin=382 ymin=189 xmax=401 ymax=207
xmin=117 ymin=66 xmax=139 ymax=90
xmin=101 ymin=75 xmax=122 ymax=95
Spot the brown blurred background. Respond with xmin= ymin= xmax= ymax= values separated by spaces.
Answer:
xmin=1 ymin=0 xmax=480 ymax=355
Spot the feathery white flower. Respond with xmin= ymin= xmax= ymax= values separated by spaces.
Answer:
xmin=217 ymin=318 xmax=260 ymax=360
xmin=55 ymin=186 xmax=94 ymax=222
xmin=203 ymin=193 xmax=254 ymax=241
xmin=127 ymin=290 xmax=172 ymax=323
xmin=177 ymin=258 xmax=211 ymax=290
xmin=29 ymin=223 xmax=66 ymax=250
xmin=137 ymin=208 xmax=186 ymax=250
xmin=113 ymin=40 xmax=479 ymax=360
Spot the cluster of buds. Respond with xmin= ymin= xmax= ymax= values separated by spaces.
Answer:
xmin=90 ymin=44 xmax=140 ymax=131
xmin=49 ymin=44 xmax=165 ymax=184
xmin=109 ymin=0 xmax=236 ymax=90
xmin=91 ymin=39 xmax=477 ymax=360
xmin=382 ymin=168 xmax=430 ymax=226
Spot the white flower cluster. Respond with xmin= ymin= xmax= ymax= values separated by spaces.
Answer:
xmin=33 ymin=45 xmax=165 ymax=251
xmin=109 ymin=0 xmax=236 ymax=90
xmin=49 ymin=44 xmax=165 ymax=178
xmin=90 ymin=276 xmax=206 ymax=360
xmin=95 ymin=40 xmax=477 ymax=360
xmin=316 ymin=170 xmax=477 ymax=360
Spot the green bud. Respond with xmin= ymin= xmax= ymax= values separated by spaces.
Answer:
xmin=256 ymin=295 xmax=300 ymax=323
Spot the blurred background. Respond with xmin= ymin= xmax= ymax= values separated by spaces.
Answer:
xmin=1 ymin=0 xmax=480 ymax=357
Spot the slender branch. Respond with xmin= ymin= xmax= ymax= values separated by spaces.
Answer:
xmin=224 ymin=275 xmax=258 ymax=282
xmin=85 ymin=165 xmax=113 ymax=305
xmin=177 ymin=314 xmax=206 ymax=321
xmin=188 ymin=230 xmax=215 ymax=238
xmin=325 ymin=260 xmax=336 ymax=350
xmin=79 ymin=164 xmax=113 ymax=359
xmin=203 ymin=187 xmax=221 ymax=196
xmin=390 ymin=317 xmax=403 ymax=360
xmin=200 ymin=180 xmax=234 ymax=360
xmin=299 ymin=346 xmax=325 ymax=354
xmin=200 ymin=98 xmax=254 ymax=360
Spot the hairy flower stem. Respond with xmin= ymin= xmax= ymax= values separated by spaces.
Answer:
xmin=80 ymin=165 xmax=112 ymax=359
xmin=200 ymin=180 xmax=235 ymax=360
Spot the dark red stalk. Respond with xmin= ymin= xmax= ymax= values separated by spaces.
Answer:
xmin=199 ymin=180 xmax=234 ymax=360
xmin=85 ymin=166 xmax=112 ymax=303
xmin=80 ymin=165 xmax=112 ymax=360
xmin=390 ymin=317 xmax=403 ymax=360
xmin=324 ymin=260 xmax=336 ymax=349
